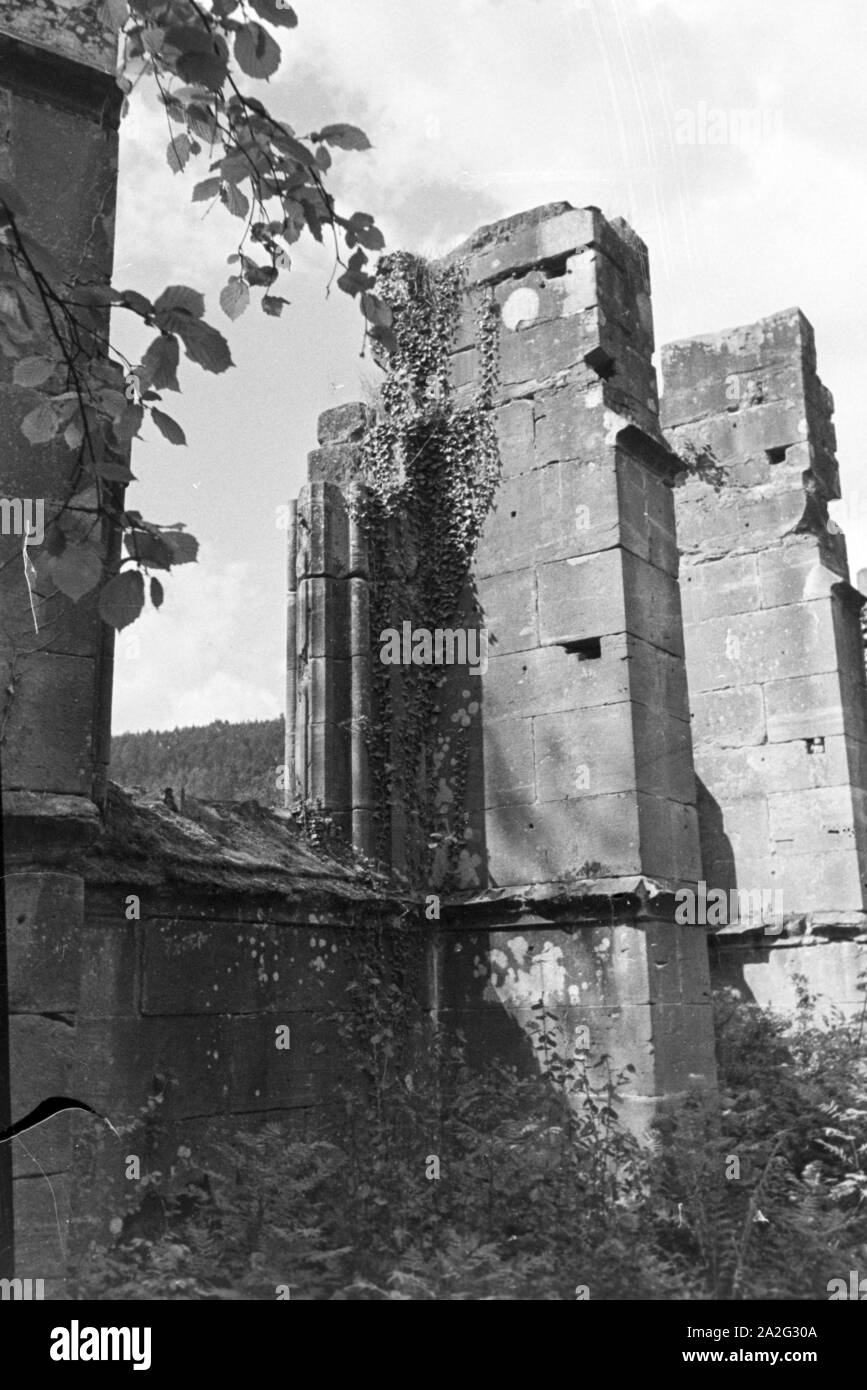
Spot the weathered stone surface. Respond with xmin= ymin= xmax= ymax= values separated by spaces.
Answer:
xmin=10 ymin=1015 xmax=75 ymax=1178
xmin=477 ymin=567 xmax=539 ymax=653
xmin=6 ymin=872 xmax=81 ymax=1011
xmin=296 ymin=483 xmax=350 ymax=579
xmin=486 ymin=793 xmax=642 ymax=884
xmin=316 ymin=402 xmax=372 ymax=446
xmin=0 ymin=653 xmax=97 ymax=794
xmin=537 ymin=549 xmax=684 ymax=657
xmin=691 ymin=684 xmax=766 ymax=748
xmin=140 ymin=920 xmax=351 ymax=1017
xmin=483 ymin=717 xmax=536 ymax=807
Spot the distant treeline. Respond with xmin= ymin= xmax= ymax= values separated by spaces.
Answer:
xmin=111 ymin=717 xmax=285 ymax=805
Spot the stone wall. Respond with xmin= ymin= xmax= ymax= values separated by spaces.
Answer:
xmin=11 ymin=786 xmax=413 ymax=1293
xmin=0 ymin=12 xmax=124 ymax=1286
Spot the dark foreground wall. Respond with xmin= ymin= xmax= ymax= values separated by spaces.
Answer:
xmin=9 ymin=786 xmax=414 ymax=1295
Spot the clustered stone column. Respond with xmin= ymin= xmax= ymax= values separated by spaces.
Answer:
xmin=285 ymin=404 xmax=375 ymax=855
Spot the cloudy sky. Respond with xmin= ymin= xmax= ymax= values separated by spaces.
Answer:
xmin=110 ymin=0 xmax=867 ymax=734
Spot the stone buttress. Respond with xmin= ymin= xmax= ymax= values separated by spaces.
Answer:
xmin=662 ymin=309 xmax=867 ymax=1014
xmin=0 ymin=4 xmax=123 ymax=1288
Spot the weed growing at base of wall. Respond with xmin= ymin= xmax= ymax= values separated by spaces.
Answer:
xmin=73 ymin=979 xmax=867 ymax=1300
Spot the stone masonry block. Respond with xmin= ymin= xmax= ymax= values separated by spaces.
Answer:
xmin=476 ymin=567 xmax=539 ymax=654
xmin=685 ymin=600 xmax=839 ymax=694
xmin=0 ymin=652 xmax=96 ymax=794
xmin=296 ymin=483 xmax=350 ymax=579
xmin=768 ymin=785 xmax=864 ymax=858
xmin=140 ymin=921 xmax=351 ymax=1017
xmin=296 ymin=577 xmax=349 ymax=658
xmin=690 ymin=684 xmax=767 ymax=749
xmin=537 ymin=548 xmax=684 ymax=657
xmin=303 ymin=656 xmax=351 ymax=728
xmin=494 ymin=398 xmax=535 ymax=478
xmin=227 ymin=1013 xmax=338 ymax=1112
xmin=679 ymin=554 xmax=760 ymax=624
xmin=10 ymin=1014 xmax=74 ymax=1178
xmin=483 ymin=716 xmax=536 ymax=807
xmin=637 ymin=795 xmax=702 ymax=882
xmin=764 ymin=672 xmax=852 ymax=742
xmin=317 ymin=402 xmax=372 ymax=445
xmin=770 ymin=851 xmax=864 ymax=912
xmin=307 ymin=443 xmax=362 ymax=486
xmin=485 ymin=793 xmax=642 ymax=885
xmin=80 ymin=921 xmax=138 ymax=1018
xmin=6 ymin=871 xmax=82 ymax=1012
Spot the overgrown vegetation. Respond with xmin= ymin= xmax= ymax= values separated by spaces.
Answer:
xmin=76 ymin=978 xmax=867 ymax=1301
xmin=355 ymin=252 xmax=501 ymax=884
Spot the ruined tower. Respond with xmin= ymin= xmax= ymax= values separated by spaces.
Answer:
xmin=287 ymin=203 xmax=719 ymax=1133
xmin=662 ymin=310 xmax=867 ymax=1013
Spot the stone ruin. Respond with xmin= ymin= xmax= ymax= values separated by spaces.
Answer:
xmin=2 ymin=4 xmax=867 ymax=1293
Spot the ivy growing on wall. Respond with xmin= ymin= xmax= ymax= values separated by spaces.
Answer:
xmin=354 ymin=251 xmax=501 ymax=886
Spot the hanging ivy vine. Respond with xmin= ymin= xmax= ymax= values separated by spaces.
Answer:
xmin=354 ymin=252 xmax=501 ymax=887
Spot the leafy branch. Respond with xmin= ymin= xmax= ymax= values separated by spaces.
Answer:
xmin=0 ymin=0 xmax=389 ymax=629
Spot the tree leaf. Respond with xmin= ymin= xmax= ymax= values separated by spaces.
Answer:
xmin=166 ymin=132 xmax=192 ymax=174
xmin=98 ymin=0 xmax=129 ymax=27
xmin=177 ymin=318 xmax=233 ymax=374
xmin=159 ymin=529 xmax=198 ymax=565
xmin=316 ymin=124 xmax=372 ymax=151
xmin=117 ymin=288 xmax=155 ymax=317
xmin=21 ymin=402 xmax=61 ymax=444
xmin=98 ymin=569 xmax=145 ymax=630
xmin=360 ymin=292 xmax=393 ymax=329
xmin=150 ymin=576 xmax=165 ymax=609
xmin=112 ymin=402 xmax=144 ymax=444
xmin=250 ymin=0 xmax=298 ymax=28
xmin=192 ymin=176 xmax=222 ymax=203
xmin=169 ymin=32 xmax=230 ymax=91
xmin=95 ymin=458 xmax=136 ymax=483
xmin=220 ymin=278 xmax=250 ymax=321
xmin=151 ymin=408 xmax=187 ymax=446
xmin=234 ymin=22 xmax=281 ymax=79
xmin=153 ymin=284 xmax=206 ymax=321
xmin=13 ymin=356 xmax=56 ymax=387
xmin=262 ymin=295 xmax=289 ymax=316
xmin=222 ymin=182 xmax=250 ymax=219
xmin=141 ymin=334 xmax=181 ymax=392
xmin=186 ymin=103 xmax=219 ymax=143
xmin=124 ymin=529 xmax=172 ymax=568
xmin=50 ymin=543 xmax=104 ymax=601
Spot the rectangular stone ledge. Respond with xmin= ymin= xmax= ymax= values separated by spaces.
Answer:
xmin=441 ymin=875 xmax=696 ymax=923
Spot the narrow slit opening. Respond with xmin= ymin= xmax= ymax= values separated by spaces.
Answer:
xmin=560 ymin=637 xmax=602 ymax=660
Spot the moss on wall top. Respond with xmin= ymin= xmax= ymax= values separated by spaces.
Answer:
xmin=0 ymin=0 xmax=118 ymax=74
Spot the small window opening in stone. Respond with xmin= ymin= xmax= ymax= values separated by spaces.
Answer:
xmin=766 ymin=446 xmax=787 ymax=464
xmin=584 ymin=345 xmax=616 ymax=381
xmin=510 ymin=510 xmax=517 ymax=518
xmin=541 ymin=253 xmax=570 ymax=280
xmin=805 ymin=736 xmax=825 ymax=754
xmin=560 ymin=637 xmax=602 ymax=660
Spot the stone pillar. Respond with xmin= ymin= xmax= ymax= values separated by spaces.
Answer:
xmin=288 ymin=404 xmax=373 ymax=849
xmin=447 ymin=204 xmax=701 ymax=889
xmin=662 ymin=310 xmax=867 ymax=935
xmin=0 ymin=4 xmax=122 ymax=1290
xmin=437 ymin=203 xmax=716 ymax=1131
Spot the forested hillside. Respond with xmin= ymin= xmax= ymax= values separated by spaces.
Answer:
xmin=111 ymin=718 xmax=285 ymax=806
